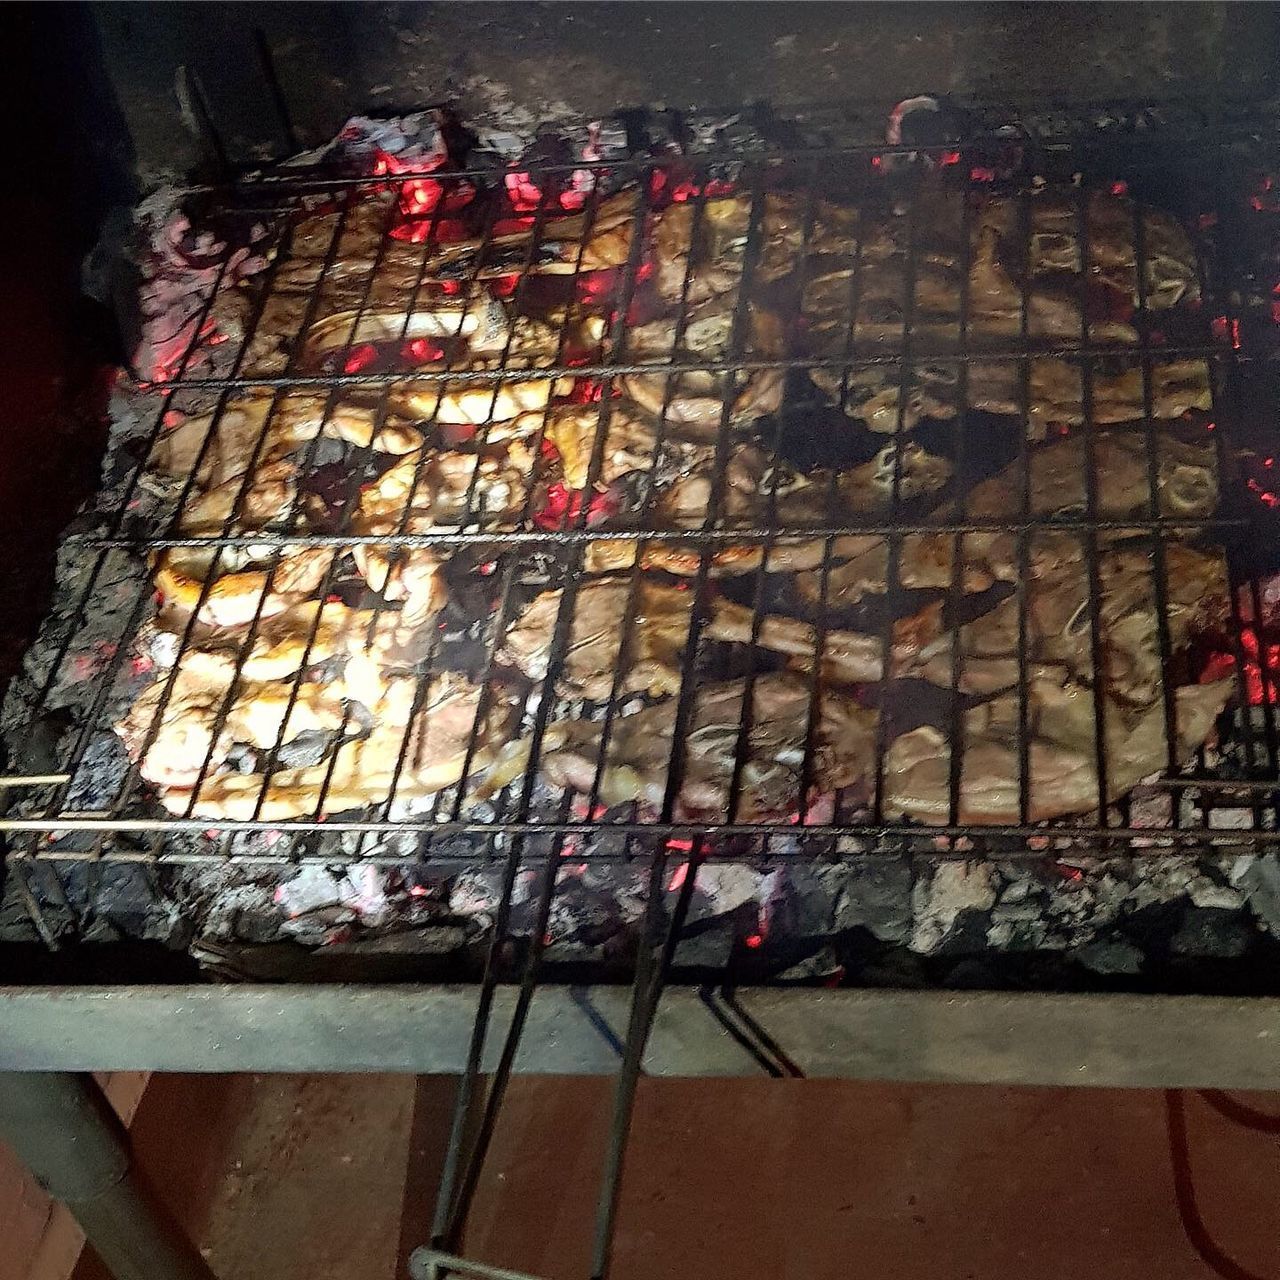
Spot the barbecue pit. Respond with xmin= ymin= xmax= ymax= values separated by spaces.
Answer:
xmin=6 ymin=13 xmax=1280 ymax=1275
xmin=6 ymin=95 xmax=1280 ymax=990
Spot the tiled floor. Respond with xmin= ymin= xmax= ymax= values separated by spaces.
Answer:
xmin=65 ymin=1074 xmax=1280 ymax=1280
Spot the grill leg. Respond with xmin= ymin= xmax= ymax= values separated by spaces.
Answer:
xmin=0 ymin=1072 xmax=218 ymax=1280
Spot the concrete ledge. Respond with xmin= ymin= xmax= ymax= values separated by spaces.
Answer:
xmin=2 ymin=985 xmax=1279 ymax=1086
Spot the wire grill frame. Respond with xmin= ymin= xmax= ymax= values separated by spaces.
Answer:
xmin=3 ymin=106 xmax=1280 ymax=1280
xmin=2 ymin=132 xmax=1279 ymax=869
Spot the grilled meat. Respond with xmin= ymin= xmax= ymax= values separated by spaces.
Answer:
xmin=494 ymin=671 xmax=878 ymax=822
xmin=352 ymin=442 xmax=535 ymax=534
xmin=965 ymin=357 xmax=1212 ymax=432
xmin=808 ymin=362 xmax=962 ymax=433
xmin=985 ymin=188 xmax=1201 ymax=310
xmin=118 ymin=650 xmax=348 ymax=794
xmin=621 ymin=303 xmax=786 ymax=434
xmin=892 ymin=538 xmax=1229 ymax=704
xmin=501 ymin=576 xmax=695 ymax=700
xmin=883 ymin=675 xmax=1232 ymax=825
xmin=795 ymin=429 xmax=1219 ymax=609
xmin=502 ymin=575 xmax=883 ymax=699
xmin=706 ymin=597 xmax=884 ymax=683
xmin=152 ymin=548 xmax=337 ymax=631
xmin=652 ymin=192 xmax=861 ymax=304
xmin=424 ymin=190 xmax=641 ymax=279
xmin=498 ymin=403 xmax=714 ymax=492
xmin=159 ymin=671 xmax=515 ymax=820
xmin=589 ymin=442 xmax=951 ymax=578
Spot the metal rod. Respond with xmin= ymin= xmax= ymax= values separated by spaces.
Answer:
xmin=0 ymin=1073 xmax=219 ymax=1280
xmin=252 ymin=28 xmax=300 ymax=156
xmin=130 ymin=338 xmax=1233 ymax=394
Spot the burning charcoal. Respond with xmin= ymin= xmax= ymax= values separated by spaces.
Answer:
xmin=910 ymin=862 xmax=998 ymax=954
xmin=273 ymin=729 xmax=343 ymax=770
xmin=672 ymin=864 xmax=774 ymax=928
xmin=300 ymin=460 xmax=363 ymax=530
xmin=829 ymin=858 xmax=913 ymax=945
xmin=671 ymin=909 xmax=745 ymax=969
xmin=1235 ymin=853 xmax=1280 ymax=934
xmin=1187 ymin=876 xmax=1246 ymax=910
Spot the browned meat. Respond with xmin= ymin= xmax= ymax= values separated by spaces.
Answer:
xmin=621 ymin=304 xmax=786 ymax=434
xmin=517 ymin=672 xmax=879 ymax=822
xmin=593 ymin=441 xmax=951 ymax=578
xmin=160 ymin=672 xmax=515 ymax=820
xmin=808 ymin=362 xmax=962 ymax=433
xmin=892 ymin=538 xmax=1229 ymax=705
xmin=966 ymin=357 xmax=1212 ymax=433
xmin=795 ymin=532 xmax=1004 ymax=608
xmin=704 ymin=598 xmax=884 ymax=684
xmin=967 ymin=429 xmax=1219 ymax=522
xmin=352 ymin=442 xmax=535 ymax=536
xmin=883 ymin=676 xmax=1232 ymax=825
xmin=798 ymin=185 xmax=1201 ymax=428
xmin=501 ymin=577 xmax=695 ymax=700
xmin=812 ymin=354 xmax=1209 ymax=434
xmin=653 ymin=193 xmax=862 ymax=305
xmin=498 ymin=403 xmax=714 ymax=491
xmin=502 ymin=576 xmax=883 ymax=699
xmin=425 ymin=190 xmax=641 ymax=279
xmin=985 ymin=188 xmax=1201 ymax=310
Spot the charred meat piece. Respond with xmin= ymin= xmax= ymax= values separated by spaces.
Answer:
xmin=883 ymin=675 xmax=1232 ymax=825
xmin=118 ymin=650 xmax=348 ymax=795
xmin=588 ymin=442 xmax=952 ymax=578
xmin=810 ymin=354 xmax=1210 ymax=435
xmin=161 ymin=672 xmax=515 ymax=820
xmin=705 ymin=598 xmax=884 ymax=684
xmin=653 ymin=192 xmax=862 ymax=304
xmin=501 ymin=575 xmax=884 ymax=699
xmin=966 ymin=428 xmax=1218 ymax=521
xmin=872 ymin=426 xmax=1219 ymax=608
xmin=808 ymin=362 xmax=961 ymax=433
xmin=984 ymin=188 xmax=1201 ymax=310
xmin=966 ymin=357 xmax=1212 ymax=434
xmin=352 ymin=443 xmax=535 ymax=534
xmin=793 ymin=426 xmax=1219 ymax=612
xmin=514 ymin=672 xmax=879 ymax=822
xmin=498 ymin=403 xmax=713 ymax=492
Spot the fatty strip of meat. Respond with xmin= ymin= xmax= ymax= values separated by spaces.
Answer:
xmin=882 ymin=675 xmax=1233 ymax=825
xmin=486 ymin=671 xmax=878 ymax=823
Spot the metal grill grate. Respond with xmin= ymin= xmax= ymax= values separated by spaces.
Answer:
xmin=4 ymin=122 xmax=1280 ymax=866
xmin=3 ymin=102 xmax=1280 ymax=1279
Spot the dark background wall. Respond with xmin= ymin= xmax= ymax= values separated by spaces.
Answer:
xmin=80 ymin=2 xmax=1280 ymax=186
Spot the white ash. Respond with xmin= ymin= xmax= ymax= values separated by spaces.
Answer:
xmin=911 ymin=862 xmax=998 ymax=953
